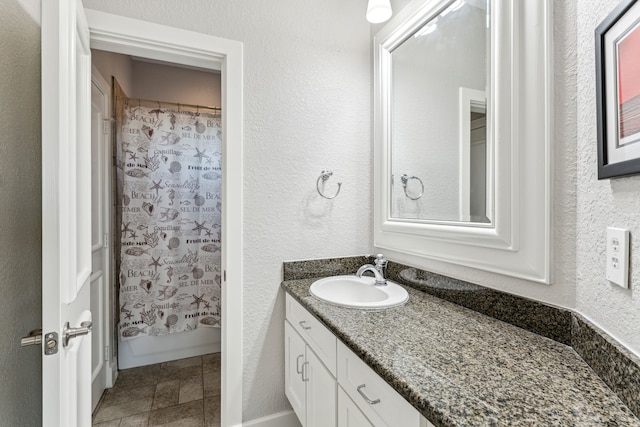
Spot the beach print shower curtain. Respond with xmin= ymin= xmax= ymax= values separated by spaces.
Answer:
xmin=117 ymin=105 xmax=222 ymax=340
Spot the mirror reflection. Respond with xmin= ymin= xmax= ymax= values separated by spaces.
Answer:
xmin=390 ymin=0 xmax=490 ymax=223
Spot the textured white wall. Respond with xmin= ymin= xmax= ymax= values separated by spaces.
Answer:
xmin=83 ymin=0 xmax=372 ymax=421
xmin=0 ymin=1 xmax=42 ymax=425
xmin=92 ymin=49 xmax=134 ymax=96
xmin=131 ymin=60 xmax=221 ymax=108
xmin=575 ymin=0 xmax=640 ymax=356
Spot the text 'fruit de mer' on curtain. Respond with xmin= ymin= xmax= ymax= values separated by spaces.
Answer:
xmin=116 ymin=104 xmax=222 ymax=340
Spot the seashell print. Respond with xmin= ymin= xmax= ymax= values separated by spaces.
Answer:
xmin=165 ymin=314 xmax=178 ymax=329
xmin=162 ymin=155 xmax=169 ymax=163
xmin=192 ymin=267 xmax=204 ymax=280
xmin=178 ymin=275 xmax=189 ymax=280
xmin=137 ymin=146 xmax=148 ymax=153
xmin=201 ymin=244 xmax=220 ymax=253
xmin=169 ymin=161 xmax=182 ymax=173
xmin=200 ymin=317 xmax=219 ymax=326
xmin=160 ymin=132 xmax=180 ymax=145
xmin=125 ymin=247 xmax=149 ymax=256
xmin=126 ymin=169 xmax=148 ymax=178
xmin=167 ymin=237 xmax=180 ymax=250
xmin=159 ymin=208 xmax=179 ymax=222
xmin=122 ymin=194 xmax=131 ymax=206
xmin=182 ymin=126 xmax=192 ymax=131
xmin=157 ymin=285 xmax=178 ymax=301
xmin=195 ymin=121 xmax=206 ymax=134
xmin=138 ymin=279 xmax=153 ymax=293
xmin=142 ymin=202 xmax=155 ymax=216
xmin=141 ymin=124 xmax=154 ymax=140
xmin=180 ymin=200 xmax=191 ymax=206
xmin=137 ymin=224 xmax=148 ymax=230
xmin=120 ymin=271 xmax=127 ymax=286
xmin=193 ymin=194 xmax=205 ymax=206
xmin=202 ymin=171 xmax=221 ymax=181
xmin=160 ymin=232 xmax=168 ymax=240
xmin=158 ymin=310 xmax=164 ymax=319
xmin=121 ymin=326 xmax=147 ymax=338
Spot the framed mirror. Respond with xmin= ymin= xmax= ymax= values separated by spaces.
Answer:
xmin=373 ymin=0 xmax=552 ymax=283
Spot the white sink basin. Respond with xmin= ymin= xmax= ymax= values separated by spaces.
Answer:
xmin=310 ymin=275 xmax=409 ymax=309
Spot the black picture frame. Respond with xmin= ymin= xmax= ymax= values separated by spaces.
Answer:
xmin=596 ymin=0 xmax=640 ymax=179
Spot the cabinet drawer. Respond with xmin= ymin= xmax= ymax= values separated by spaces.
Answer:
xmin=286 ymin=294 xmax=337 ymax=375
xmin=337 ymin=341 xmax=428 ymax=427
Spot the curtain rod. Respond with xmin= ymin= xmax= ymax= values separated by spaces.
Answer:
xmin=116 ymin=96 xmax=221 ymax=112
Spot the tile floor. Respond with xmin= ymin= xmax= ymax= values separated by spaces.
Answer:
xmin=92 ymin=353 xmax=220 ymax=426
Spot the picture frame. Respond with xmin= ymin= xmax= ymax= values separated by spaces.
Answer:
xmin=596 ymin=0 xmax=640 ymax=179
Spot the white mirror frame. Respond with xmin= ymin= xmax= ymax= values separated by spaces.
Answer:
xmin=373 ymin=0 xmax=552 ymax=283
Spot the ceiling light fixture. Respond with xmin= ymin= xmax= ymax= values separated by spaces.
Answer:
xmin=366 ymin=0 xmax=393 ymax=23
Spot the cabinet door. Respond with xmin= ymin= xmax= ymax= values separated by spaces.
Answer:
xmin=338 ymin=387 xmax=374 ymax=427
xmin=306 ymin=348 xmax=337 ymax=427
xmin=285 ymin=321 xmax=307 ymax=425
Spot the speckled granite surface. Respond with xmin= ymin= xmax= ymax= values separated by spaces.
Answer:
xmin=572 ymin=314 xmax=640 ymax=418
xmin=386 ymin=261 xmax=573 ymax=345
xmin=282 ymin=278 xmax=640 ymax=426
xmin=283 ymin=256 xmax=371 ymax=280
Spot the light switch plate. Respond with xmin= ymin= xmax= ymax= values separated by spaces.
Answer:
xmin=606 ymin=227 xmax=629 ymax=288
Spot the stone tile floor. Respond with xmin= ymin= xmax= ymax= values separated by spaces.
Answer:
xmin=92 ymin=353 xmax=220 ymax=426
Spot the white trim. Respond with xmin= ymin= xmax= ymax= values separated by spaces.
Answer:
xmin=373 ymin=0 xmax=552 ymax=284
xmin=240 ymin=410 xmax=301 ymax=427
xmin=85 ymin=10 xmax=244 ymax=426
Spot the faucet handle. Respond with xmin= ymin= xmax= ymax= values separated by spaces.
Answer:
xmin=375 ymin=254 xmax=387 ymax=267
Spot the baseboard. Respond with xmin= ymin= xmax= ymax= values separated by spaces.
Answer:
xmin=240 ymin=410 xmax=301 ymax=427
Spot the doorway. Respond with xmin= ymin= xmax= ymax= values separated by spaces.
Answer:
xmin=85 ymin=9 xmax=243 ymax=427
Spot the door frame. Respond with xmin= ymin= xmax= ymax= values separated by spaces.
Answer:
xmin=85 ymin=10 xmax=244 ymax=426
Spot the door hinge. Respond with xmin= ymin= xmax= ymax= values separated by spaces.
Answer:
xmin=103 ymin=233 xmax=109 ymax=248
xmin=103 ymin=118 xmax=111 ymax=134
xmin=105 ymin=345 xmax=110 ymax=362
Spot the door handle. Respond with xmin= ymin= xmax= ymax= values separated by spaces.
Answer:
xmin=62 ymin=321 xmax=93 ymax=347
xmin=20 ymin=329 xmax=42 ymax=347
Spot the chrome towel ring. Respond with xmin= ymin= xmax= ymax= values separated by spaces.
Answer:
xmin=401 ymin=174 xmax=424 ymax=200
xmin=317 ymin=170 xmax=342 ymax=199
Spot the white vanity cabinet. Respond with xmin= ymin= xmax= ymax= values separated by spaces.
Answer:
xmin=285 ymin=294 xmax=432 ymax=427
xmin=285 ymin=296 xmax=338 ymax=427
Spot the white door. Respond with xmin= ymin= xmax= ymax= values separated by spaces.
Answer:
xmin=285 ymin=321 xmax=307 ymax=425
xmin=41 ymin=0 xmax=94 ymax=425
xmin=306 ymin=348 xmax=337 ymax=427
xmin=90 ymin=68 xmax=112 ymax=411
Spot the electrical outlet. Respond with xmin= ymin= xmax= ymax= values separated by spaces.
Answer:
xmin=606 ymin=227 xmax=629 ymax=288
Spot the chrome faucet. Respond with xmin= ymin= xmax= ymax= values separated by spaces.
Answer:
xmin=356 ymin=255 xmax=388 ymax=286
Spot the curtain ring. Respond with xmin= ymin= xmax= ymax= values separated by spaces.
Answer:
xmin=316 ymin=170 xmax=342 ymax=199
xmin=401 ymin=174 xmax=424 ymax=200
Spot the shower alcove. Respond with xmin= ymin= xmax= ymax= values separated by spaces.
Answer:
xmin=92 ymin=50 xmax=223 ymax=371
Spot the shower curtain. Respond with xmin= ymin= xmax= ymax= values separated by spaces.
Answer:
xmin=117 ymin=104 xmax=222 ymax=340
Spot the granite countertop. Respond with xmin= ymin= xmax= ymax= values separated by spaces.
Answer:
xmin=282 ymin=278 xmax=640 ymax=427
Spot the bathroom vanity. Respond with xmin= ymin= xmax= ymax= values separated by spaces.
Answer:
xmin=285 ymin=294 xmax=432 ymax=427
xmin=282 ymin=259 xmax=640 ymax=427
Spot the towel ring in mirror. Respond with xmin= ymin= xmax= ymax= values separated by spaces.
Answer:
xmin=401 ymin=174 xmax=424 ymax=200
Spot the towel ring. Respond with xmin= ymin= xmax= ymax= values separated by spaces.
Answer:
xmin=316 ymin=170 xmax=342 ymax=199
xmin=401 ymin=174 xmax=424 ymax=200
